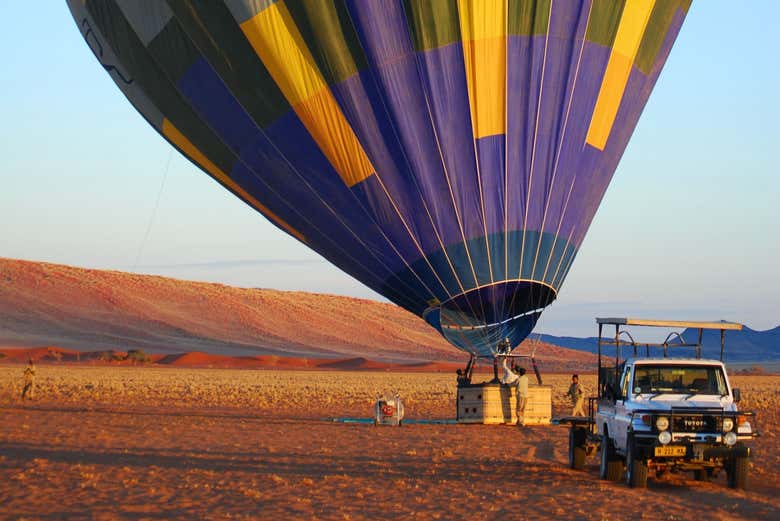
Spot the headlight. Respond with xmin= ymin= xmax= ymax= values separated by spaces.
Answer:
xmin=722 ymin=417 xmax=734 ymax=432
xmin=724 ymin=431 xmax=738 ymax=446
xmin=656 ymin=416 xmax=670 ymax=431
xmin=658 ymin=431 xmax=672 ymax=445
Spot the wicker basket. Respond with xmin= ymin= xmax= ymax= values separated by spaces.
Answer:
xmin=457 ymin=383 xmax=551 ymax=425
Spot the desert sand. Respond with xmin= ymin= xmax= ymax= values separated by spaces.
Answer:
xmin=1 ymin=366 xmax=777 ymax=520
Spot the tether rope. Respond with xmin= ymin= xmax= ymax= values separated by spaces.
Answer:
xmin=132 ymin=148 xmax=173 ymax=272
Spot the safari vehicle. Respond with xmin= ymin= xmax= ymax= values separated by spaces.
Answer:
xmin=565 ymin=318 xmax=758 ymax=489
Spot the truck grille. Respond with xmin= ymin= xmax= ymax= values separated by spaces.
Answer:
xmin=671 ymin=415 xmax=719 ymax=433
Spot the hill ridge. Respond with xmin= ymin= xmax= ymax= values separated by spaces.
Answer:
xmin=0 ymin=257 xmax=595 ymax=371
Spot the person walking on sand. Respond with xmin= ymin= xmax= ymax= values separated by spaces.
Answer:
xmin=21 ymin=358 xmax=36 ymax=400
xmin=516 ymin=367 xmax=529 ymax=426
xmin=568 ymin=374 xmax=585 ymax=416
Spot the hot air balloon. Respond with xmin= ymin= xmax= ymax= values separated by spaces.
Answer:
xmin=68 ymin=0 xmax=690 ymax=358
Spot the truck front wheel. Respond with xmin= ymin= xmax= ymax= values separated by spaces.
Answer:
xmin=599 ymin=436 xmax=622 ymax=481
xmin=727 ymin=456 xmax=749 ymax=490
xmin=625 ymin=436 xmax=648 ymax=488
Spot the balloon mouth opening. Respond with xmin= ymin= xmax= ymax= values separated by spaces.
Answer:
xmin=440 ymin=307 xmax=543 ymax=331
xmin=438 ymin=280 xmax=556 ymax=328
xmin=425 ymin=280 xmax=556 ymax=355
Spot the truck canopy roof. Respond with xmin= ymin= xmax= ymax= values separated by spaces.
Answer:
xmin=596 ymin=318 xmax=742 ymax=330
xmin=626 ymin=357 xmax=725 ymax=366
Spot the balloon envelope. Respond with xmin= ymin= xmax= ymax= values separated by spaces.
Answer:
xmin=68 ymin=0 xmax=690 ymax=357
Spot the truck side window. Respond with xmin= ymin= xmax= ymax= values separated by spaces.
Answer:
xmin=621 ymin=366 xmax=632 ymax=400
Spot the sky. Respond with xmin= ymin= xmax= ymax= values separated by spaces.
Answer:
xmin=1 ymin=2 xmax=778 ymax=338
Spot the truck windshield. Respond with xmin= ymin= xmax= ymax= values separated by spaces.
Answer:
xmin=633 ymin=365 xmax=727 ymax=396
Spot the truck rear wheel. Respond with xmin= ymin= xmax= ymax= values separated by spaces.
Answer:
xmin=599 ymin=437 xmax=622 ymax=481
xmin=727 ymin=456 xmax=749 ymax=490
xmin=568 ymin=427 xmax=587 ymax=470
xmin=625 ymin=436 xmax=648 ymax=488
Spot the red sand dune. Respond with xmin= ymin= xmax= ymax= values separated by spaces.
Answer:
xmin=0 ymin=347 xmax=465 ymax=372
xmin=157 ymin=351 xmax=237 ymax=367
xmin=318 ymin=356 xmax=394 ymax=370
xmin=0 ymin=257 xmax=596 ymax=371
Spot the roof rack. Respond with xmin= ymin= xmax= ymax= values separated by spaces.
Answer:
xmin=594 ymin=318 xmax=743 ymax=403
xmin=596 ymin=318 xmax=743 ymax=361
xmin=596 ymin=318 xmax=742 ymax=330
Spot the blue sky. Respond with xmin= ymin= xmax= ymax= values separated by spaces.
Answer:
xmin=1 ymin=2 xmax=778 ymax=338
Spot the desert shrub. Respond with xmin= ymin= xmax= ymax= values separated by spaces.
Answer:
xmin=96 ymin=350 xmax=125 ymax=362
xmin=126 ymin=349 xmax=150 ymax=363
xmin=736 ymin=365 xmax=765 ymax=376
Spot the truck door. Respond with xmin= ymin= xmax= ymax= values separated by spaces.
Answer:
xmin=613 ymin=365 xmax=633 ymax=451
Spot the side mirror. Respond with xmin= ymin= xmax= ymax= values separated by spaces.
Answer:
xmin=732 ymin=388 xmax=741 ymax=402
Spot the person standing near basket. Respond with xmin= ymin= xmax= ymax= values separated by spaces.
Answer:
xmin=515 ymin=367 xmax=529 ymax=426
xmin=568 ymin=374 xmax=585 ymax=416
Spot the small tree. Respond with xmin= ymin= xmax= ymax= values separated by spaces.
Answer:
xmin=126 ymin=349 xmax=150 ymax=363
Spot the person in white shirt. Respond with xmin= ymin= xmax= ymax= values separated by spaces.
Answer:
xmin=500 ymin=357 xmax=519 ymax=386
xmin=500 ymin=358 xmax=529 ymax=425
xmin=515 ymin=367 xmax=529 ymax=426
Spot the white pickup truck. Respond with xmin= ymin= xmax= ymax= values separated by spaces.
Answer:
xmin=596 ymin=357 xmax=755 ymax=488
xmin=566 ymin=318 xmax=758 ymax=489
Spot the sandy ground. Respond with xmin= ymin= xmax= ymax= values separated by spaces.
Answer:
xmin=0 ymin=366 xmax=778 ymax=520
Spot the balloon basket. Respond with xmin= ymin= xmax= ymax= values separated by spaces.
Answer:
xmin=456 ymin=383 xmax=551 ymax=425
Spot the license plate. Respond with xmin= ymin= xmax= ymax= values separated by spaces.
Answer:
xmin=655 ymin=445 xmax=686 ymax=457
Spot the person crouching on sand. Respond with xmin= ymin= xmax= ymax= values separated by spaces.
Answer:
xmin=21 ymin=358 xmax=36 ymax=400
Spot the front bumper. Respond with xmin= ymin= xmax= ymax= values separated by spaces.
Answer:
xmin=633 ymin=434 xmax=751 ymax=461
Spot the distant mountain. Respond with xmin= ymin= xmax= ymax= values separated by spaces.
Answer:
xmin=537 ymin=334 xmax=602 ymax=355
xmin=539 ymin=325 xmax=780 ymax=363
xmin=681 ymin=326 xmax=780 ymax=362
